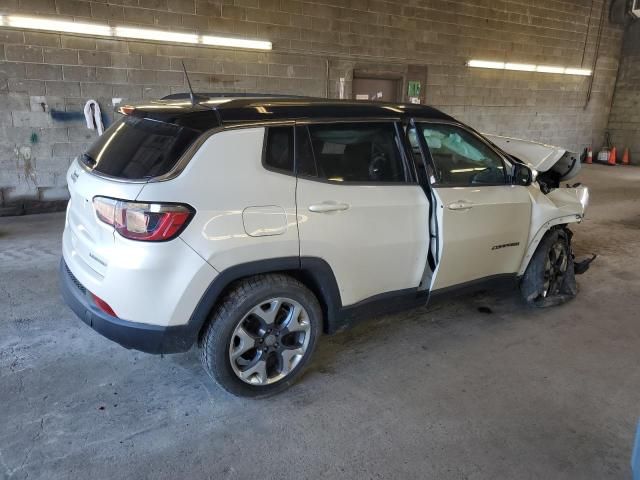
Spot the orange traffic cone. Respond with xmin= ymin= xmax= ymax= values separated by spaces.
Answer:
xmin=608 ymin=146 xmax=617 ymax=165
xmin=622 ymin=148 xmax=630 ymax=165
xmin=586 ymin=147 xmax=593 ymax=164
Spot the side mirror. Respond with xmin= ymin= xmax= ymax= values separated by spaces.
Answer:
xmin=513 ymin=163 xmax=534 ymax=186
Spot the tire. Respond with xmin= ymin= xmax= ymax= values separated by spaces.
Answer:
xmin=520 ymin=228 xmax=577 ymax=307
xmin=200 ymin=274 xmax=322 ymax=397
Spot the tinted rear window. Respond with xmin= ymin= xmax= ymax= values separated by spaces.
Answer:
xmin=82 ymin=116 xmax=202 ymax=180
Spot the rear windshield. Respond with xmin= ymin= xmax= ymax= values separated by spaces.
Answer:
xmin=82 ymin=116 xmax=202 ymax=180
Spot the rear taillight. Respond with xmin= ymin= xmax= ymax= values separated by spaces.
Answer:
xmin=93 ymin=196 xmax=193 ymax=242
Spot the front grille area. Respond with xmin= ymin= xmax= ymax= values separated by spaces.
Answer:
xmin=65 ymin=263 xmax=87 ymax=295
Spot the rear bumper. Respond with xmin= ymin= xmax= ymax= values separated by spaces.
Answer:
xmin=59 ymin=259 xmax=197 ymax=354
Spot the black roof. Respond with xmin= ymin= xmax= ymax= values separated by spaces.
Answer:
xmin=128 ymin=94 xmax=456 ymax=127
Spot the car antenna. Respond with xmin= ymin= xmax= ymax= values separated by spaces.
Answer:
xmin=181 ymin=60 xmax=198 ymax=105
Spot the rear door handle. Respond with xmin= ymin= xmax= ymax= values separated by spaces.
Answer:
xmin=308 ymin=202 xmax=350 ymax=213
xmin=447 ymin=200 xmax=474 ymax=211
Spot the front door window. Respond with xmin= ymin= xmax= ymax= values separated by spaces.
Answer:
xmin=417 ymin=124 xmax=507 ymax=186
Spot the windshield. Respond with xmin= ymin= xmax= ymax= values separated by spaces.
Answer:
xmin=82 ymin=116 xmax=202 ymax=180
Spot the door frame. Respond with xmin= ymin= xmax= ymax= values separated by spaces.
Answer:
xmin=352 ymin=71 xmax=404 ymax=102
xmin=345 ymin=62 xmax=428 ymax=104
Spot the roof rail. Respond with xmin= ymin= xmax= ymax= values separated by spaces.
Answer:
xmin=161 ymin=92 xmax=309 ymax=100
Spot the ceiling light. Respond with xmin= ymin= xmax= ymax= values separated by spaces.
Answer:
xmin=201 ymin=35 xmax=271 ymax=50
xmin=468 ymin=59 xmax=592 ymax=76
xmin=468 ymin=60 xmax=505 ymax=69
xmin=115 ymin=26 xmax=198 ymax=44
xmin=0 ymin=14 xmax=272 ymax=51
xmin=536 ymin=65 xmax=565 ymax=74
xmin=564 ymin=68 xmax=592 ymax=76
xmin=6 ymin=15 xmax=112 ymax=37
xmin=505 ymin=63 xmax=536 ymax=72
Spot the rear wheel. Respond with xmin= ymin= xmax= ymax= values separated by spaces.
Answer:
xmin=521 ymin=228 xmax=577 ymax=307
xmin=200 ymin=274 xmax=321 ymax=397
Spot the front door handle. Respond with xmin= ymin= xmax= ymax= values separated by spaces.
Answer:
xmin=308 ymin=202 xmax=350 ymax=213
xmin=448 ymin=200 xmax=474 ymax=211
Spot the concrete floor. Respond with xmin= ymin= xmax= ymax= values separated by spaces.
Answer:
xmin=1 ymin=164 xmax=639 ymax=480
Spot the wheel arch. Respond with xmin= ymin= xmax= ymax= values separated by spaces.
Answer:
xmin=190 ymin=256 xmax=342 ymax=347
xmin=519 ymin=224 xmax=577 ymax=307
xmin=518 ymin=215 xmax=580 ymax=276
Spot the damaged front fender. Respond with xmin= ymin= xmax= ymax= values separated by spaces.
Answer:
xmin=518 ymin=184 xmax=589 ymax=276
xmin=546 ymin=185 xmax=589 ymax=215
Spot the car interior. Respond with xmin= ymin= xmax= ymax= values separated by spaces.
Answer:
xmin=307 ymin=124 xmax=405 ymax=183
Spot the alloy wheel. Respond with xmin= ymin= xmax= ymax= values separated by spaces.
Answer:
xmin=229 ymin=297 xmax=311 ymax=385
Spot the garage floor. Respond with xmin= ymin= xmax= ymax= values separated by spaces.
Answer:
xmin=1 ymin=164 xmax=639 ymax=479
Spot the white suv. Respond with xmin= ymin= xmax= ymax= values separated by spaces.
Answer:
xmin=60 ymin=96 xmax=590 ymax=397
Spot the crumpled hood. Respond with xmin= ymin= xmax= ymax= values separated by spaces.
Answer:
xmin=484 ymin=134 xmax=581 ymax=181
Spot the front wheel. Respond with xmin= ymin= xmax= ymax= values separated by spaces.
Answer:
xmin=520 ymin=228 xmax=577 ymax=307
xmin=200 ymin=274 xmax=321 ymax=397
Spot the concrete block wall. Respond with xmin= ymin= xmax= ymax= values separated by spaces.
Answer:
xmin=0 ymin=0 xmax=626 ymax=213
xmin=608 ymin=21 xmax=640 ymax=164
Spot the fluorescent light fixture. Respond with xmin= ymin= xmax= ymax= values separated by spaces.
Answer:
xmin=505 ymin=63 xmax=536 ymax=72
xmin=6 ymin=15 xmax=112 ymax=37
xmin=202 ymin=35 xmax=271 ymax=50
xmin=536 ymin=65 xmax=565 ymax=74
xmin=468 ymin=60 xmax=505 ymax=70
xmin=115 ymin=26 xmax=198 ymax=44
xmin=468 ymin=59 xmax=592 ymax=76
xmin=0 ymin=14 xmax=272 ymax=51
xmin=564 ymin=68 xmax=592 ymax=76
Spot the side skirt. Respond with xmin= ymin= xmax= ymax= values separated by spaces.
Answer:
xmin=330 ymin=273 xmax=519 ymax=334
xmin=330 ymin=288 xmax=429 ymax=334
xmin=429 ymin=273 xmax=519 ymax=302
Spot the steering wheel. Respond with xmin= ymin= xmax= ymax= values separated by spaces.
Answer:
xmin=470 ymin=166 xmax=497 ymax=185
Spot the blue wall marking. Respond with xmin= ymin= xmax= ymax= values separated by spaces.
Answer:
xmin=632 ymin=419 xmax=640 ymax=480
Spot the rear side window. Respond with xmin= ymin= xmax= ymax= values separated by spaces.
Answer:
xmin=304 ymin=123 xmax=406 ymax=183
xmin=264 ymin=126 xmax=294 ymax=173
xmin=83 ymin=116 xmax=202 ymax=180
